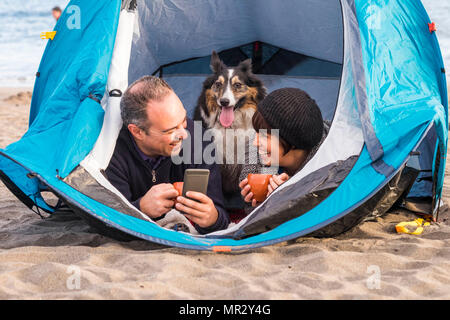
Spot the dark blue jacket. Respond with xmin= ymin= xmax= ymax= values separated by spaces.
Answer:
xmin=105 ymin=119 xmax=229 ymax=234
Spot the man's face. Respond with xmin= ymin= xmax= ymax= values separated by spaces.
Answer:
xmin=134 ymin=91 xmax=188 ymax=158
xmin=52 ymin=10 xmax=61 ymax=20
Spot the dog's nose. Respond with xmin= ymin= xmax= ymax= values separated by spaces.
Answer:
xmin=220 ymin=98 xmax=230 ymax=107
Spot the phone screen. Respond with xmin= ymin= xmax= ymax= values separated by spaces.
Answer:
xmin=182 ymin=169 xmax=210 ymax=197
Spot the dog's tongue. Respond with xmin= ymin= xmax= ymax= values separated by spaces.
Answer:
xmin=220 ymin=106 xmax=234 ymax=128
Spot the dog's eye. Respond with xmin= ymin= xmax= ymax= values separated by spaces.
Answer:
xmin=214 ymin=81 xmax=222 ymax=88
xmin=233 ymin=83 xmax=242 ymax=89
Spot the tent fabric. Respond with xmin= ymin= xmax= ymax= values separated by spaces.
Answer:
xmin=232 ymin=155 xmax=359 ymax=239
xmin=407 ymin=125 xmax=437 ymax=198
xmin=157 ymin=44 xmax=343 ymax=78
xmin=81 ymin=8 xmax=137 ymax=174
xmin=0 ymin=0 xmax=121 ymax=213
xmin=0 ymin=0 xmax=448 ymax=251
xmin=356 ymin=0 xmax=448 ymax=208
xmin=357 ymin=0 xmax=447 ymax=180
xmin=128 ymin=0 xmax=344 ymax=82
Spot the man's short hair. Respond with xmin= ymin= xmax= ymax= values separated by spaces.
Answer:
xmin=52 ymin=6 xmax=62 ymax=12
xmin=120 ymin=76 xmax=173 ymax=132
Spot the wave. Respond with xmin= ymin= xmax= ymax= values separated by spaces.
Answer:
xmin=0 ymin=11 xmax=52 ymax=18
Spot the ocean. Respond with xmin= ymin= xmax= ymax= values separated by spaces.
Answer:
xmin=0 ymin=0 xmax=448 ymax=87
xmin=0 ymin=0 xmax=69 ymax=87
xmin=422 ymin=0 xmax=450 ymax=84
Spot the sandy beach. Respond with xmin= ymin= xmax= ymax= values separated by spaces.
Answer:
xmin=0 ymin=87 xmax=449 ymax=299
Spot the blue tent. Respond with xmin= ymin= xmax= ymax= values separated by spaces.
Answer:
xmin=0 ymin=0 xmax=447 ymax=250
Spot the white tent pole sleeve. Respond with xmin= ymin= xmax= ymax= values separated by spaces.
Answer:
xmin=82 ymin=9 xmax=135 ymax=170
xmin=77 ymin=9 xmax=153 ymax=222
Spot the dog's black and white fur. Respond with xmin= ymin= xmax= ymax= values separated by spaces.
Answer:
xmin=194 ymin=51 xmax=266 ymax=196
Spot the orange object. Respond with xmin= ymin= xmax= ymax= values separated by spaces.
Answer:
xmin=173 ymin=182 xmax=183 ymax=206
xmin=247 ymin=173 xmax=272 ymax=202
xmin=213 ymin=246 xmax=232 ymax=253
xmin=428 ymin=22 xmax=436 ymax=33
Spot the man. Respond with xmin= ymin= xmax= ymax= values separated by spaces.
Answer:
xmin=106 ymin=76 xmax=229 ymax=234
xmin=52 ymin=6 xmax=62 ymax=21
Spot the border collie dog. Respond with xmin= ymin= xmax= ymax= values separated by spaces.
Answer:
xmin=194 ymin=51 xmax=266 ymax=195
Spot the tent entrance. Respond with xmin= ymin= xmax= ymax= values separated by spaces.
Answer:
xmin=80 ymin=0 xmax=349 ymax=236
xmin=64 ymin=0 xmax=361 ymax=239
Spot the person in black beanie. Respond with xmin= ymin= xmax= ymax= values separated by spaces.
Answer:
xmin=239 ymin=88 xmax=330 ymax=208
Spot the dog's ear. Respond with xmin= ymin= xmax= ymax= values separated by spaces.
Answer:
xmin=237 ymin=58 xmax=253 ymax=74
xmin=210 ymin=51 xmax=225 ymax=74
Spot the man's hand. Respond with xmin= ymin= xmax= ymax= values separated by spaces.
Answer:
xmin=175 ymin=192 xmax=218 ymax=228
xmin=140 ymin=183 xmax=179 ymax=219
xmin=267 ymin=173 xmax=289 ymax=196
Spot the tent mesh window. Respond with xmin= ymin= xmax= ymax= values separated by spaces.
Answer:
xmin=154 ymin=42 xmax=343 ymax=79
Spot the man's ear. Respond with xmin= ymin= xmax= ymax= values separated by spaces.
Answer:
xmin=210 ymin=51 xmax=225 ymax=74
xmin=237 ymin=58 xmax=253 ymax=74
xmin=128 ymin=124 xmax=145 ymax=141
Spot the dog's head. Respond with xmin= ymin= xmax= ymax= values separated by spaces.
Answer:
xmin=204 ymin=51 xmax=266 ymax=128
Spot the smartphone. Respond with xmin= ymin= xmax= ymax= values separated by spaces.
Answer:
xmin=182 ymin=169 xmax=210 ymax=198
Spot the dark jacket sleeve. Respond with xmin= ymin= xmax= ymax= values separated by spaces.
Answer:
xmin=105 ymin=154 xmax=142 ymax=210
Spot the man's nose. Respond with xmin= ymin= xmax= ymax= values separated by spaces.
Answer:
xmin=175 ymin=128 xmax=188 ymax=140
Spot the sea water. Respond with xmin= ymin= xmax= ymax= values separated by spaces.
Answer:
xmin=0 ymin=0 xmax=448 ymax=87
xmin=422 ymin=0 xmax=450 ymax=84
xmin=0 ymin=0 xmax=68 ymax=87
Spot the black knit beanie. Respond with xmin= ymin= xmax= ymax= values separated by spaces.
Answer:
xmin=257 ymin=88 xmax=324 ymax=150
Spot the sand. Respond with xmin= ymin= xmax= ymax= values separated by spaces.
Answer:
xmin=0 ymin=87 xmax=450 ymax=300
